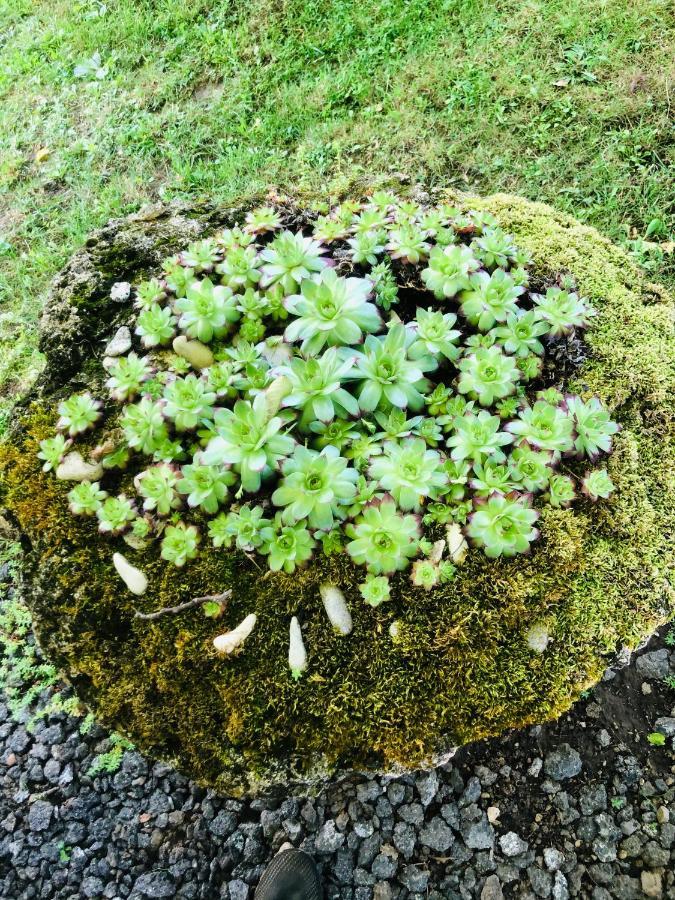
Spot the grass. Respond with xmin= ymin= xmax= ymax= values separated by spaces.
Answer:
xmin=0 ymin=0 xmax=673 ymax=420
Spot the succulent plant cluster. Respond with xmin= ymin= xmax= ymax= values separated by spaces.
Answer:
xmin=40 ymin=195 xmax=620 ymax=600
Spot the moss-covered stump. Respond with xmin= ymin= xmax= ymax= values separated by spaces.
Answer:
xmin=1 ymin=193 xmax=674 ymax=795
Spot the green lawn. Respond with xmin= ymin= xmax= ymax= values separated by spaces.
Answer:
xmin=0 ymin=0 xmax=673 ymax=423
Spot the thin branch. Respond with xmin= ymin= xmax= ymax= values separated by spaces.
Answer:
xmin=134 ymin=589 xmax=232 ymax=621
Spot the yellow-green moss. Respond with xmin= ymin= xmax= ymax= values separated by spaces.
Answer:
xmin=1 ymin=193 xmax=674 ymax=794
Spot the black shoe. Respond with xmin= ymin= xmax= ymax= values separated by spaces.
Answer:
xmin=254 ymin=849 xmax=322 ymax=900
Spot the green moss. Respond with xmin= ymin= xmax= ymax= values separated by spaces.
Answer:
xmin=2 ymin=193 xmax=674 ymax=793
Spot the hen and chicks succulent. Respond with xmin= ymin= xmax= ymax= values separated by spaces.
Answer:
xmin=41 ymin=196 xmax=619 ymax=603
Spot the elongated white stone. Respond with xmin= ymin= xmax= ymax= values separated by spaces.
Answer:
xmin=113 ymin=552 xmax=148 ymax=596
xmin=172 ymin=335 xmax=214 ymax=370
xmin=446 ymin=523 xmax=468 ymax=564
xmin=55 ymin=452 xmax=104 ymax=482
xmin=213 ymin=613 xmax=257 ymax=655
xmin=288 ymin=616 xmax=307 ymax=679
xmin=320 ymin=583 xmax=352 ymax=635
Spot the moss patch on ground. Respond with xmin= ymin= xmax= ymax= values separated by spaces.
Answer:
xmin=1 ymin=192 xmax=674 ymax=794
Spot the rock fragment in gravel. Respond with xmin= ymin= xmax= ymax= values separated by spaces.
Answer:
xmin=544 ymin=744 xmax=582 ymax=781
xmin=227 ymin=879 xmax=249 ymax=900
xmin=528 ymin=864 xmax=553 ymax=897
xmin=132 ymin=869 xmax=176 ymax=897
xmin=398 ymin=802 xmax=424 ymax=826
xmin=416 ymin=769 xmax=439 ymax=807
xmin=655 ymin=716 xmax=675 ymax=737
xmin=499 ymin=831 xmax=529 ymax=857
xmin=463 ymin=816 xmax=495 ymax=850
xmin=314 ymin=819 xmax=344 ymax=853
xmin=419 ymin=816 xmax=454 ymax=852
xmin=399 ymin=864 xmax=429 ymax=893
xmin=27 ymin=799 xmax=53 ymax=832
xmin=640 ymin=870 xmax=663 ymax=898
xmin=635 ymin=649 xmax=670 ymax=680
xmin=393 ymin=821 xmax=416 ymax=859
xmin=481 ymin=873 xmax=504 ymax=899
xmin=543 ymin=847 xmax=564 ymax=871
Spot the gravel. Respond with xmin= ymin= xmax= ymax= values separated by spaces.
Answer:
xmin=1 ymin=601 xmax=675 ymax=898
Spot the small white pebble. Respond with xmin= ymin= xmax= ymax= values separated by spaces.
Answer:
xmin=113 ymin=552 xmax=148 ymax=596
xmin=104 ymin=326 xmax=132 ymax=357
xmin=110 ymin=281 xmax=131 ymax=302
xmin=55 ymin=452 xmax=103 ymax=482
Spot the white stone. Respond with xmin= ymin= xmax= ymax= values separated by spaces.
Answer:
xmin=110 ymin=281 xmax=131 ymax=302
xmin=320 ymin=583 xmax=352 ymax=636
xmin=172 ymin=335 xmax=214 ymax=370
xmin=112 ymin=552 xmax=148 ymax=596
xmin=446 ymin=523 xmax=468 ymax=564
xmin=104 ymin=326 xmax=132 ymax=357
xmin=487 ymin=806 xmax=501 ymax=825
xmin=288 ymin=616 xmax=307 ymax=677
xmin=213 ymin=613 xmax=257 ymax=655
xmin=55 ymin=452 xmax=103 ymax=482
xmin=428 ymin=539 xmax=445 ymax=565
xmin=526 ymin=622 xmax=550 ymax=654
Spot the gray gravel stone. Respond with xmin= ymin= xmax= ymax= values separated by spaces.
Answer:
xmin=463 ymin=818 xmax=494 ymax=850
xmin=635 ymin=649 xmax=670 ymax=680
xmin=133 ymin=870 xmax=176 ymax=898
xmin=227 ymin=879 xmax=249 ymax=900
xmin=419 ymin=816 xmax=454 ymax=853
xmin=416 ymin=770 xmax=439 ymax=807
xmin=371 ymin=852 xmax=397 ymax=879
xmin=399 ymin=865 xmax=429 ymax=893
xmin=315 ymin=820 xmax=345 ymax=853
xmin=655 ymin=716 xmax=675 ymax=737
xmin=27 ymin=800 xmax=52 ymax=832
xmin=499 ymin=832 xmax=529 ymax=857
xmin=552 ymin=871 xmax=569 ymax=900
xmin=392 ymin=821 xmax=416 ymax=859
xmin=82 ymin=876 xmax=105 ymax=898
xmin=398 ymin=802 xmax=424 ymax=826
xmin=357 ymin=833 xmax=381 ymax=867
xmin=544 ymin=745 xmax=582 ymax=781
xmin=528 ymin=865 xmax=553 ymax=898
xmin=386 ymin=782 xmax=406 ymax=807
xmin=334 ymin=849 xmax=354 ymax=884
xmin=543 ymin=848 xmax=564 ymax=871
